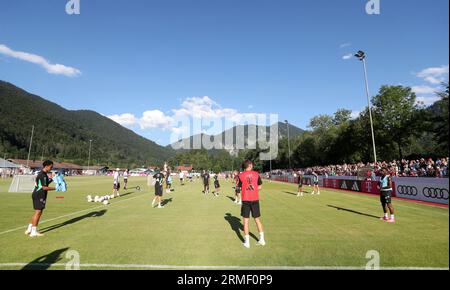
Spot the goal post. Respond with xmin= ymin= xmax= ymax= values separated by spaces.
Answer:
xmin=8 ymin=175 xmax=35 ymax=193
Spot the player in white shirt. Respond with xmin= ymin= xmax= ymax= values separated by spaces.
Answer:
xmin=179 ymin=171 xmax=185 ymax=186
xmin=123 ymin=169 xmax=129 ymax=190
xmin=113 ymin=168 xmax=121 ymax=197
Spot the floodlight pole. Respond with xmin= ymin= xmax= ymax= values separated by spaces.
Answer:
xmin=356 ymin=52 xmax=378 ymax=164
xmin=26 ymin=125 xmax=35 ymax=168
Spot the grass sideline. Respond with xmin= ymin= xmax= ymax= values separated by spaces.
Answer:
xmin=0 ymin=176 xmax=448 ymax=270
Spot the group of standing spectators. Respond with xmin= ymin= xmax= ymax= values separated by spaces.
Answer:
xmin=268 ymin=157 xmax=449 ymax=178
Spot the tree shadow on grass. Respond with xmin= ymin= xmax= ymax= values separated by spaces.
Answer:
xmin=327 ymin=205 xmax=380 ymax=219
xmin=224 ymin=213 xmax=258 ymax=243
xmin=40 ymin=209 xmax=107 ymax=234
xmin=22 ymin=248 xmax=70 ymax=270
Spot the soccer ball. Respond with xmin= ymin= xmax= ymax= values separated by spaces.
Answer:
xmin=87 ymin=195 xmax=93 ymax=202
xmin=103 ymin=200 xmax=109 ymax=205
xmin=94 ymin=196 xmax=100 ymax=202
xmin=110 ymin=194 xmax=115 ymax=199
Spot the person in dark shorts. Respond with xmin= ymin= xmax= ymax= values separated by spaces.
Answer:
xmin=297 ymin=171 xmax=304 ymax=197
xmin=212 ymin=174 xmax=220 ymax=197
xmin=123 ymin=169 xmax=129 ymax=190
xmin=312 ymin=171 xmax=320 ymax=195
xmin=113 ymin=168 xmax=121 ymax=197
xmin=152 ymin=169 xmax=165 ymax=209
xmin=233 ymin=171 xmax=242 ymax=205
xmin=25 ymin=160 xmax=56 ymax=238
xmin=166 ymin=170 xmax=173 ymax=193
xmin=202 ymin=170 xmax=210 ymax=195
xmin=378 ymin=168 xmax=395 ymax=223
xmin=238 ymin=160 xmax=265 ymax=248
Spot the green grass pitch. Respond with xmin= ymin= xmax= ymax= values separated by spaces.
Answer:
xmin=0 ymin=176 xmax=448 ymax=270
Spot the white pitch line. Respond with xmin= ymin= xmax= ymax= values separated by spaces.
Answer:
xmin=0 ymin=193 xmax=147 ymax=236
xmin=0 ymin=263 xmax=447 ymax=270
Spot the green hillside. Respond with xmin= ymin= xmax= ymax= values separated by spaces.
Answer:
xmin=0 ymin=81 xmax=174 ymax=168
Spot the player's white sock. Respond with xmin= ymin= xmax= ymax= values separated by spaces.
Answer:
xmin=390 ymin=215 xmax=395 ymax=220
xmin=258 ymin=232 xmax=266 ymax=245
xmin=244 ymin=235 xmax=250 ymax=248
xmin=30 ymin=226 xmax=37 ymax=235
xmin=25 ymin=224 xmax=33 ymax=235
xmin=384 ymin=213 xmax=389 ymax=218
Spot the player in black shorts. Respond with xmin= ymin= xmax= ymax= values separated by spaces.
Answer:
xmin=233 ymin=171 xmax=242 ymax=205
xmin=212 ymin=174 xmax=220 ymax=197
xmin=378 ymin=168 xmax=395 ymax=223
xmin=202 ymin=170 xmax=210 ymax=195
xmin=25 ymin=160 xmax=56 ymax=238
xmin=152 ymin=169 xmax=165 ymax=209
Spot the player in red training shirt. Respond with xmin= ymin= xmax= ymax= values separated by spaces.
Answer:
xmin=238 ymin=160 xmax=265 ymax=249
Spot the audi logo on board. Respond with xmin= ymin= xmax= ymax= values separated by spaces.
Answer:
xmin=396 ymin=185 xmax=419 ymax=196
xmin=422 ymin=187 xmax=449 ymax=200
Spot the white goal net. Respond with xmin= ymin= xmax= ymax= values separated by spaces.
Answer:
xmin=8 ymin=175 xmax=36 ymax=193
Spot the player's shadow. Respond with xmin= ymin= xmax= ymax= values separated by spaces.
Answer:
xmin=161 ymin=198 xmax=173 ymax=207
xmin=224 ymin=213 xmax=258 ymax=243
xmin=226 ymin=196 xmax=236 ymax=202
xmin=120 ymin=191 xmax=136 ymax=198
xmin=327 ymin=205 xmax=379 ymax=219
xmin=282 ymin=191 xmax=298 ymax=196
xmin=40 ymin=210 xmax=107 ymax=233
xmin=22 ymin=247 xmax=70 ymax=270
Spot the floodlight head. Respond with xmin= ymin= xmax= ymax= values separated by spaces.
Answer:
xmin=355 ymin=51 xmax=366 ymax=61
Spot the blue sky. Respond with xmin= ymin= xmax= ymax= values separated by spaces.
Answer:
xmin=0 ymin=0 xmax=449 ymax=145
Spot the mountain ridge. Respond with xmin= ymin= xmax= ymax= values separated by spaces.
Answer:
xmin=0 ymin=80 xmax=174 ymax=167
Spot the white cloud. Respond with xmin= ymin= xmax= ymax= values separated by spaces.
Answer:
xmin=342 ymin=54 xmax=353 ymax=60
xmin=108 ymin=113 xmax=138 ymax=127
xmin=107 ymin=96 xmax=271 ymax=137
xmin=350 ymin=111 xmax=360 ymax=119
xmin=171 ymin=96 xmax=268 ymax=127
xmin=340 ymin=43 xmax=351 ymax=49
xmin=411 ymin=85 xmax=437 ymax=95
xmin=0 ymin=44 xmax=81 ymax=77
xmin=416 ymin=65 xmax=449 ymax=85
xmin=416 ymin=96 xmax=441 ymax=106
xmin=140 ymin=110 xmax=173 ymax=130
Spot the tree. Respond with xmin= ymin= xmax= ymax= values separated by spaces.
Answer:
xmin=434 ymin=83 xmax=449 ymax=154
xmin=308 ymin=115 xmax=334 ymax=135
xmin=333 ymin=109 xmax=352 ymax=126
xmin=371 ymin=85 xmax=421 ymax=159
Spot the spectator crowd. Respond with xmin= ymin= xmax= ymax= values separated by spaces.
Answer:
xmin=269 ymin=157 xmax=449 ymax=178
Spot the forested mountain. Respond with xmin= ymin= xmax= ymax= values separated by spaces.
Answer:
xmin=0 ymin=80 xmax=174 ymax=167
xmin=170 ymin=122 xmax=305 ymax=152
